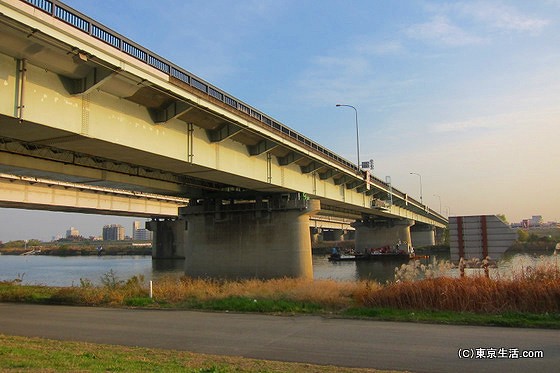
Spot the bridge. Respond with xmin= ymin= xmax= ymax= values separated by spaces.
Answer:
xmin=0 ymin=0 xmax=447 ymax=278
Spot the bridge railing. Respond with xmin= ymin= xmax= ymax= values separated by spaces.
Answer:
xmin=19 ymin=0 xmax=444 ymax=222
xmin=21 ymin=0 xmax=361 ymax=171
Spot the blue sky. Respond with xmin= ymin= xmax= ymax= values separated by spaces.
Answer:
xmin=2 ymin=0 xmax=559 ymax=241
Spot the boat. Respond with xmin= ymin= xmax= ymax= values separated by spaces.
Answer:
xmin=328 ymin=244 xmax=414 ymax=262
xmin=328 ymin=247 xmax=368 ymax=262
xmin=366 ymin=245 xmax=413 ymax=260
xmin=328 ymin=252 xmax=368 ymax=261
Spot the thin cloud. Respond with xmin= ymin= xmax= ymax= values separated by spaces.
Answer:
xmin=405 ymin=15 xmax=485 ymax=46
xmin=353 ymin=39 xmax=404 ymax=56
xmin=454 ymin=2 xmax=549 ymax=34
xmin=430 ymin=109 xmax=559 ymax=133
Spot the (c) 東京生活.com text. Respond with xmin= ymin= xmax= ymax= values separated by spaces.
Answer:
xmin=458 ymin=347 xmax=544 ymax=359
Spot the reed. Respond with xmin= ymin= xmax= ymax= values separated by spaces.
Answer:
xmin=361 ymin=255 xmax=560 ymax=314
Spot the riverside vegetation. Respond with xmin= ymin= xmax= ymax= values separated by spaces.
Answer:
xmin=1 ymin=254 xmax=559 ymax=328
xmin=1 ymin=255 xmax=559 ymax=372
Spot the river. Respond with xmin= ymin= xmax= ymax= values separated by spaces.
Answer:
xmin=0 ymin=252 xmax=557 ymax=286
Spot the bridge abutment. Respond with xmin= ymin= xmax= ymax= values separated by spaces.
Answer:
xmin=410 ymin=224 xmax=436 ymax=248
xmin=353 ymin=218 xmax=414 ymax=253
xmin=179 ymin=197 xmax=320 ymax=279
xmin=147 ymin=219 xmax=187 ymax=259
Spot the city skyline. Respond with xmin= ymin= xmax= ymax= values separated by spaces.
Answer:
xmin=1 ymin=0 xmax=559 ymax=240
xmin=0 ymin=210 xmax=148 ymax=242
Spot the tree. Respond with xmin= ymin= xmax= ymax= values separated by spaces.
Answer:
xmin=517 ymin=229 xmax=529 ymax=242
xmin=497 ymin=214 xmax=508 ymax=224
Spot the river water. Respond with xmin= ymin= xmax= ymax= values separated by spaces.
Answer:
xmin=0 ymin=252 xmax=557 ymax=286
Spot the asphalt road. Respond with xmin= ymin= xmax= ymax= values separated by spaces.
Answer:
xmin=0 ymin=303 xmax=558 ymax=372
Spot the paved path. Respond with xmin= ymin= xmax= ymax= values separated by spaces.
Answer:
xmin=0 ymin=303 xmax=557 ymax=372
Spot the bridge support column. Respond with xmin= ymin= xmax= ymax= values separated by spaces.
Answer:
xmin=411 ymin=224 xmax=436 ymax=248
xmin=434 ymin=226 xmax=446 ymax=245
xmin=180 ymin=198 xmax=320 ymax=279
xmin=146 ymin=219 xmax=187 ymax=259
xmin=353 ymin=219 xmax=414 ymax=253
xmin=345 ymin=230 xmax=356 ymax=240
xmin=310 ymin=227 xmax=321 ymax=245
xmin=322 ymin=229 xmax=344 ymax=242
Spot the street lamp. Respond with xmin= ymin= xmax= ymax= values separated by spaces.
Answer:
xmin=410 ymin=172 xmax=423 ymax=205
xmin=433 ymin=194 xmax=441 ymax=214
xmin=335 ymin=104 xmax=360 ymax=174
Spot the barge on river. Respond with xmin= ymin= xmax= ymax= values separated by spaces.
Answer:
xmin=328 ymin=245 xmax=414 ymax=262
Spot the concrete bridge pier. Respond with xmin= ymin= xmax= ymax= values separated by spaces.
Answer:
xmin=353 ymin=218 xmax=414 ymax=253
xmin=411 ymin=223 xmax=436 ymax=248
xmin=310 ymin=227 xmax=321 ymax=245
xmin=322 ymin=229 xmax=345 ymax=242
xmin=146 ymin=219 xmax=187 ymax=259
xmin=180 ymin=197 xmax=320 ymax=279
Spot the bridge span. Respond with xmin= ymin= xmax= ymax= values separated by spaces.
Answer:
xmin=0 ymin=0 xmax=447 ymax=278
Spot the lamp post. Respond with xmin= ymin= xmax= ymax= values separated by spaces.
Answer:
xmin=335 ymin=104 xmax=360 ymax=174
xmin=433 ymin=194 xmax=441 ymax=214
xmin=410 ymin=172 xmax=423 ymax=205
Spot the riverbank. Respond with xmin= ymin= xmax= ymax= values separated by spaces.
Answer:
xmin=0 ymin=242 xmax=152 ymax=256
xmin=1 ymin=254 xmax=559 ymax=329
xmin=1 ymin=240 xmax=352 ymax=256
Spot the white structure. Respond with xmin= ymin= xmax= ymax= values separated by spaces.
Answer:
xmin=449 ymin=215 xmax=517 ymax=261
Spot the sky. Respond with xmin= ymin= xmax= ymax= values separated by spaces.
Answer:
xmin=1 ymin=0 xmax=559 ymax=241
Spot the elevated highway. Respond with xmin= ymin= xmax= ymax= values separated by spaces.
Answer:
xmin=0 ymin=0 xmax=447 ymax=278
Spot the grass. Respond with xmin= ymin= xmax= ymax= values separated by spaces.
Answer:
xmin=0 ymin=334 xmax=390 ymax=373
xmin=1 ymin=256 xmax=559 ymax=328
xmin=342 ymin=308 xmax=560 ymax=328
xmin=1 ymin=257 xmax=559 ymax=371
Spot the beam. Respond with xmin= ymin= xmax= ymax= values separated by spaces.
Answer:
xmin=300 ymin=161 xmax=323 ymax=174
xmin=319 ymin=169 xmax=342 ymax=180
xmin=149 ymin=100 xmax=194 ymax=124
xmin=277 ymin=152 xmax=303 ymax=166
xmin=59 ymin=67 xmax=116 ymax=95
xmin=334 ymin=175 xmax=351 ymax=186
xmin=206 ymin=123 xmax=243 ymax=143
xmin=0 ymin=173 xmax=186 ymax=217
xmin=346 ymin=180 xmax=364 ymax=190
xmin=247 ymin=139 xmax=279 ymax=156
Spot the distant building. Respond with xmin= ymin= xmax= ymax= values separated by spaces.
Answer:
xmin=531 ymin=215 xmax=543 ymax=227
xmin=513 ymin=215 xmax=557 ymax=229
xmin=66 ymin=227 xmax=80 ymax=238
xmin=132 ymin=220 xmax=152 ymax=241
xmin=102 ymin=224 xmax=125 ymax=241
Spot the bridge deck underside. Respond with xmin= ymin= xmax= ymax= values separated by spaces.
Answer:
xmin=0 ymin=1 xmax=446 ymax=228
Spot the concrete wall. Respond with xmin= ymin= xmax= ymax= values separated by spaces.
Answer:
xmin=181 ymin=199 xmax=320 ymax=279
xmin=353 ymin=219 xmax=414 ymax=253
xmin=411 ymin=224 xmax=436 ymax=248
xmin=147 ymin=219 xmax=187 ymax=259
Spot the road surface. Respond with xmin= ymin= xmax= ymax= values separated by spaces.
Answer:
xmin=0 ymin=303 xmax=557 ymax=372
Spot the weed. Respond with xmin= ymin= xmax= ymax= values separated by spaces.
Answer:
xmin=100 ymin=269 xmax=123 ymax=290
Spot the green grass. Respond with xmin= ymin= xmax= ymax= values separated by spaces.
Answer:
xmin=175 ymin=296 xmax=324 ymax=314
xmin=342 ymin=307 xmax=560 ymax=328
xmin=0 ymin=334 xmax=389 ymax=373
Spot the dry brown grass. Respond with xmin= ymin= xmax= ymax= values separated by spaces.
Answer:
xmin=360 ymin=256 xmax=560 ymax=313
xmin=3 ymin=255 xmax=559 ymax=315
xmin=153 ymin=276 xmax=381 ymax=308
